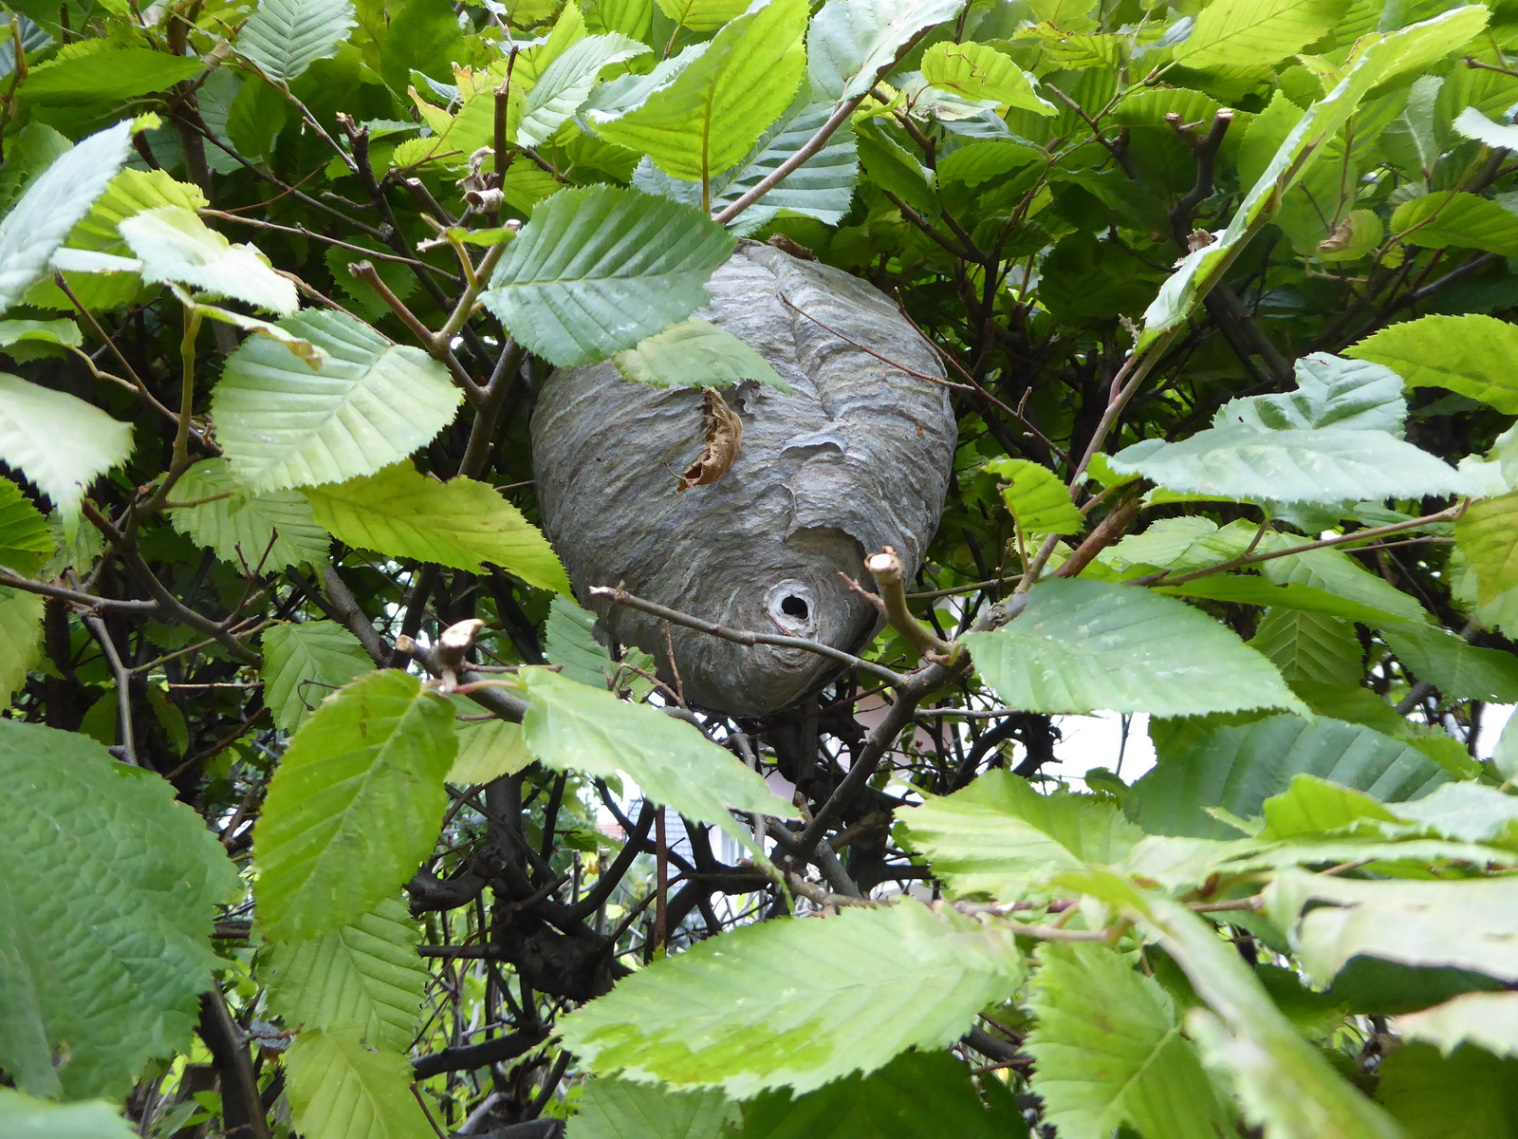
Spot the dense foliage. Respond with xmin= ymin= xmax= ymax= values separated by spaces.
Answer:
xmin=3 ymin=0 xmax=1518 ymax=1134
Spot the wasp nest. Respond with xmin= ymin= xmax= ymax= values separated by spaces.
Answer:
xmin=530 ymin=242 xmax=957 ymax=717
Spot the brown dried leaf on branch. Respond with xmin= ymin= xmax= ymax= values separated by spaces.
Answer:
xmin=676 ymin=386 xmax=743 ymax=493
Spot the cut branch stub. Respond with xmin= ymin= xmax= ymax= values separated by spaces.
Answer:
xmin=530 ymin=242 xmax=957 ymax=716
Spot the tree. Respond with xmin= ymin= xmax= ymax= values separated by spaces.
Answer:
xmin=1 ymin=0 xmax=1517 ymax=1134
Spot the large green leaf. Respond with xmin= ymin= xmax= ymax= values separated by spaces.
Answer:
xmin=1127 ymin=714 xmax=1449 ymax=839
xmin=734 ymin=1051 xmax=1028 ymax=1138
xmin=1174 ymin=0 xmax=1347 ymax=69
xmin=654 ymin=0 xmax=748 ymax=32
xmin=1381 ymin=622 xmax=1518 ymax=703
xmin=1260 ymin=547 xmax=1429 ymax=624
xmin=481 ymin=186 xmax=735 ymax=367
xmin=0 ymin=1090 xmax=134 ymax=1139
xmin=1223 ymin=353 xmax=1407 ymax=434
xmin=920 ymin=41 xmax=1053 ymax=115
xmin=985 ymin=458 xmax=1083 ymax=537
xmin=18 ymin=49 xmax=202 ymax=105
xmin=557 ymin=900 xmax=1022 ymax=1097
xmin=0 ymin=721 xmax=237 ymax=1099
xmin=1456 ymin=492 xmax=1518 ymax=605
xmin=0 ymin=120 xmax=132 ymax=314
xmin=211 ymin=309 xmax=463 ymax=493
xmin=301 ymin=462 xmax=570 ymax=593
xmin=0 ymin=373 xmax=133 ymax=528
xmin=962 ymin=579 xmax=1305 ymax=717
xmin=1376 ymin=1043 xmax=1518 ymax=1139
xmin=518 ymin=33 xmax=649 ymax=147
xmin=899 ymin=771 xmax=1142 ymax=899
xmin=1397 ymin=993 xmax=1518 ymax=1059
xmin=263 ymin=896 xmax=426 ymax=1052
xmin=1249 ymin=609 xmax=1363 ymax=687
xmin=169 ymin=457 xmax=329 ymax=571
xmin=1071 ymin=871 xmax=1404 ymax=1139
xmin=1158 ymin=576 xmax=1412 ymax=626
xmin=1140 ymin=6 xmax=1489 ymax=348
xmin=285 ymin=1030 xmax=433 ymax=1139
xmin=590 ymin=0 xmax=807 ymax=182
xmin=632 ymin=83 xmax=860 ymax=228
xmin=807 ymin=0 xmax=965 ymax=102
xmin=253 ymin=669 xmax=457 ymax=941
xmin=237 ymin=0 xmax=357 ymax=81
xmin=118 ymin=206 xmax=297 ymax=315
xmin=611 ymin=318 xmax=789 ymax=390
xmin=450 ymin=716 xmax=535 ymax=784
xmin=261 ymin=620 xmax=376 ymax=733
xmin=521 ymin=668 xmax=796 ymax=840
xmin=0 ymin=475 xmax=54 ymax=575
xmin=1391 ymin=190 xmax=1518 ymax=257
xmin=0 ymin=588 xmax=43 ymax=710
xmin=568 ymin=1078 xmax=738 ymax=1139
xmin=1025 ymin=943 xmax=1232 ymax=1139
xmin=1109 ymin=425 xmax=1470 ymax=505
xmin=1267 ymin=871 xmax=1518 ymax=985
xmin=1347 ymin=314 xmax=1518 ymax=414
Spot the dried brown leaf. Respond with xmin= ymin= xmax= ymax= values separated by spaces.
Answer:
xmin=677 ymin=386 xmax=743 ymax=493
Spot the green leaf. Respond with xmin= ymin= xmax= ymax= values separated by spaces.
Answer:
xmin=118 ymin=206 xmax=297 ymax=315
xmin=1025 ymin=943 xmax=1233 ymax=1139
xmin=1222 ymin=353 xmax=1407 ymax=434
xmin=1266 ymin=871 xmax=1518 ymax=985
xmin=0 ymin=720 xmax=237 ymax=1099
xmin=238 ymin=0 xmax=357 ymax=81
xmin=568 ymin=1078 xmax=738 ymax=1139
xmin=1109 ymin=425 xmax=1470 ymax=506
xmin=1261 ymin=547 xmax=1429 ymax=624
xmin=921 ymin=41 xmax=1054 ymax=115
xmin=0 ymin=1090 xmax=134 ymax=1139
xmin=1391 ymin=190 xmax=1518 ymax=257
xmin=450 ymin=717 xmax=535 ymax=784
xmin=302 ymin=463 xmax=570 ymax=593
xmin=807 ymin=0 xmax=965 ymax=102
xmin=899 ymin=770 xmax=1142 ymax=899
xmin=70 ymin=168 xmax=209 ymax=254
xmin=0 ymin=476 xmax=54 ymax=575
xmin=612 ymin=317 xmax=789 ymax=390
xmin=517 ymin=33 xmax=650 ymax=147
xmin=654 ymin=0 xmax=747 ymax=31
xmin=1140 ymin=6 xmax=1489 ymax=349
xmin=253 ymin=669 xmax=457 ymax=941
xmin=1157 ymin=576 xmax=1411 ymax=626
xmin=169 ymin=457 xmax=330 ymax=571
xmin=590 ymin=0 xmax=807 ymax=182
xmin=0 ymin=120 xmax=133 ymax=314
xmin=261 ymin=620 xmax=376 ymax=734
xmin=557 ymin=900 xmax=1021 ymax=1097
xmin=19 ymin=49 xmax=203 ymax=106
xmin=1257 ymin=773 xmax=1402 ymax=839
xmin=1397 ymin=993 xmax=1518 ymax=1059
xmin=1174 ymin=0 xmax=1347 ymax=69
xmin=734 ymin=1050 xmax=1029 ymax=1139
xmin=1347 ymin=314 xmax=1518 ymax=414
xmin=1069 ymin=871 xmax=1404 ymax=1139
xmin=285 ymin=1030 xmax=433 ymax=1139
xmin=984 ymin=458 xmax=1083 ymax=537
xmin=211 ymin=310 xmax=463 ymax=493
xmin=481 ymin=186 xmax=735 ymax=367
xmin=962 ymin=579 xmax=1306 ymax=717
xmin=0 ymin=588 xmax=41 ymax=710
xmin=544 ymin=595 xmax=620 ymax=689
xmin=1451 ymin=104 xmax=1518 ymax=151
xmin=1390 ymin=781 xmax=1518 ymax=847
xmin=0 ymin=317 xmax=81 ymax=348
xmin=521 ymin=667 xmax=796 ymax=840
xmin=264 ymin=896 xmax=426 ymax=1052
xmin=0 ymin=373 xmax=133 ymax=528
xmin=1376 ymin=1043 xmax=1518 ymax=1139
xmin=1381 ymin=621 xmax=1518 ymax=702
xmin=1249 ymin=608 xmax=1363 ymax=687
xmin=1128 ymin=714 xmax=1448 ymax=839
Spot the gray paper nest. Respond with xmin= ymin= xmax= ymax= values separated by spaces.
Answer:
xmin=530 ymin=242 xmax=957 ymax=717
